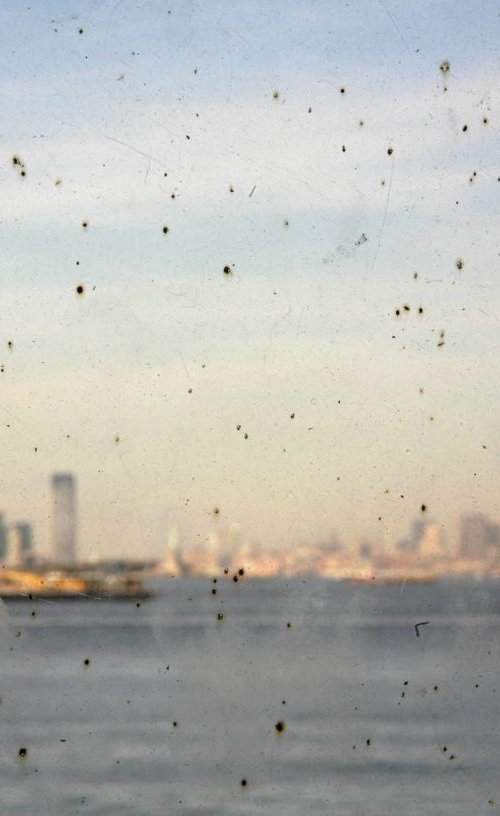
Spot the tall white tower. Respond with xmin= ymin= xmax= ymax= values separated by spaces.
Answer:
xmin=51 ymin=473 xmax=77 ymax=565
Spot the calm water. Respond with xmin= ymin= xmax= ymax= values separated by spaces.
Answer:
xmin=1 ymin=576 xmax=499 ymax=815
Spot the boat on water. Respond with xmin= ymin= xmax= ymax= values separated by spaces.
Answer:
xmin=0 ymin=569 xmax=152 ymax=600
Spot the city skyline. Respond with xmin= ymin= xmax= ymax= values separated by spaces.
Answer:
xmin=0 ymin=470 xmax=499 ymax=572
xmin=0 ymin=0 xmax=498 ymax=559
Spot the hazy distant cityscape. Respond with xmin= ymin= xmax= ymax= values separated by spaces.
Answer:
xmin=1 ymin=472 xmax=499 ymax=582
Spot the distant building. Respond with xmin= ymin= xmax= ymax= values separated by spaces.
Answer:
xmin=6 ymin=526 xmax=23 ymax=566
xmin=419 ymin=524 xmax=444 ymax=561
xmin=358 ymin=540 xmax=373 ymax=560
xmin=6 ymin=523 xmax=33 ymax=567
xmin=485 ymin=523 xmax=500 ymax=552
xmin=396 ymin=520 xmax=426 ymax=554
xmin=460 ymin=513 xmax=489 ymax=559
xmin=51 ymin=473 xmax=77 ymax=565
xmin=410 ymin=520 xmax=426 ymax=551
xmin=16 ymin=523 xmax=33 ymax=558
xmin=0 ymin=514 xmax=7 ymax=561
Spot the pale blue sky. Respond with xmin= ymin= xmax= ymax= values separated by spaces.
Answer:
xmin=0 ymin=0 xmax=499 ymax=559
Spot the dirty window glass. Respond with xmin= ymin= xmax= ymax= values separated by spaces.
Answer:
xmin=2 ymin=1 xmax=500 ymax=814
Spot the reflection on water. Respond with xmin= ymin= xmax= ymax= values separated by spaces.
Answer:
xmin=1 ymin=578 xmax=499 ymax=815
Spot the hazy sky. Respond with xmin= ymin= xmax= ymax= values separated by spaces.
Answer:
xmin=1 ymin=0 xmax=500 ymax=559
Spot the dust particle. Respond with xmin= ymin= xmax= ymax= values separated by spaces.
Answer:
xmin=12 ymin=155 xmax=27 ymax=177
xmin=440 ymin=60 xmax=450 ymax=74
xmin=275 ymin=720 xmax=286 ymax=734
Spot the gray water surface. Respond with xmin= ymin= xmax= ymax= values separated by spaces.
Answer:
xmin=1 ymin=577 xmax=499 ymax=815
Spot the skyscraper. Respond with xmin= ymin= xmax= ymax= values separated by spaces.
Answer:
xmin=51 ymin=473 xmax=77 ymax=565
xmin=460 ymin=513 xmax=488 ymax=559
